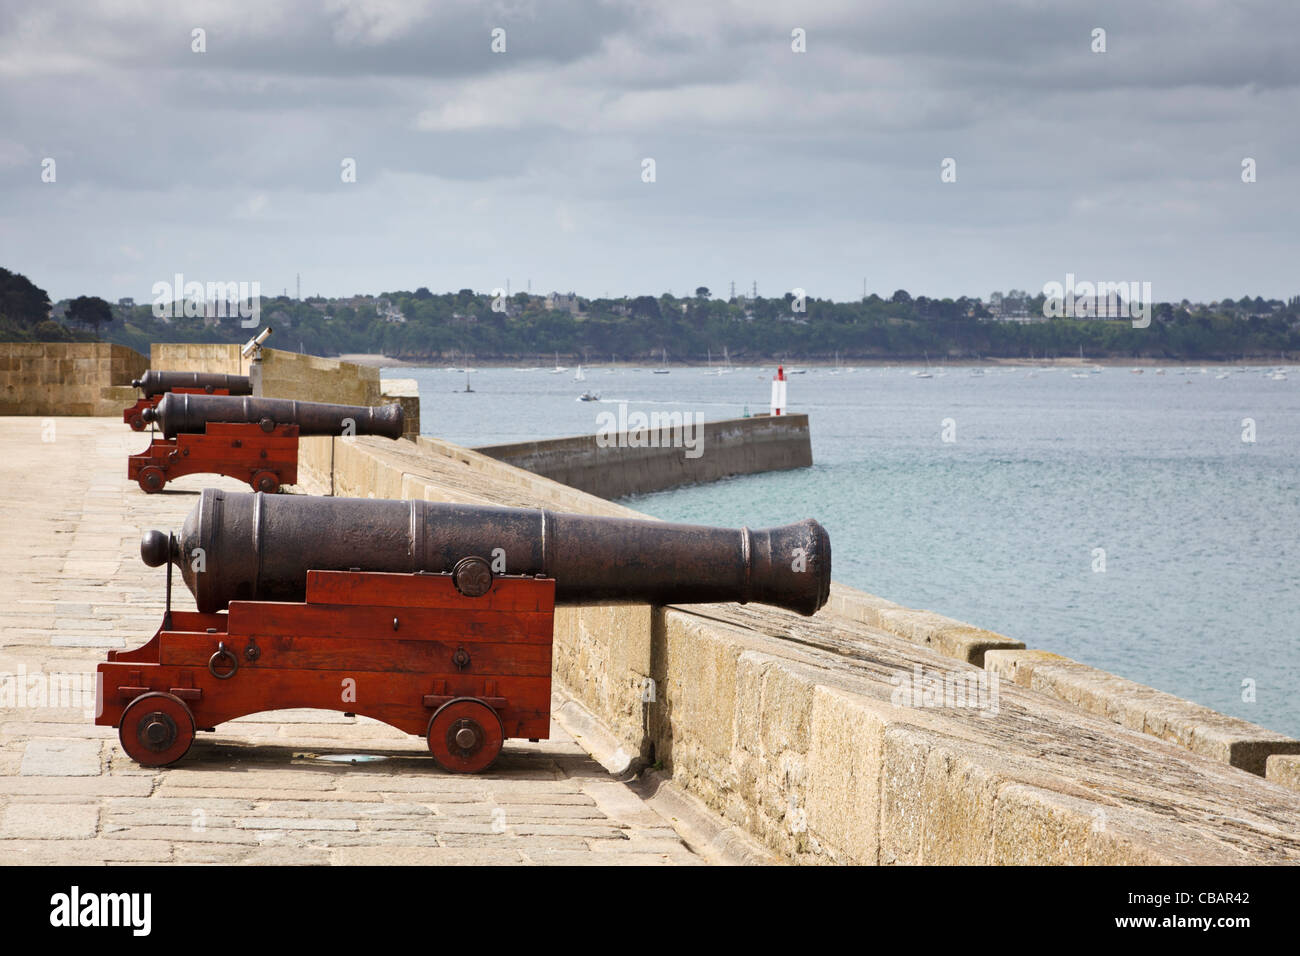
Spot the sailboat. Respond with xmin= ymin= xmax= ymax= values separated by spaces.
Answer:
xmin=550 ymin=351 xmax=567 ymax=374
xmin=912 ymin=352 xmax=933 ymax=379
xmin=574 ymin=365 xmax=585 ymax=382
xmin=653 ymin=347 xmax=670 ymax=374
xmin=462 ymin=370 xmax=474 ymax=393
xmin=720 ymin=345 xmax=734 ymax=374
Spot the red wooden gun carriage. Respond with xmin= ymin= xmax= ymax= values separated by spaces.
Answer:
xmin=127 ymin=393 xmax=403 ymax=494
xmin=96 ymin=489 xmax=831 ymax=773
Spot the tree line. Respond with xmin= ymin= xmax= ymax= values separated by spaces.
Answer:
xmin=3 ymin=268 xmax=1297 ymax=362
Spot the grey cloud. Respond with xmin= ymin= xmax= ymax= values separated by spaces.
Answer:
xmin=0 ymin=0 xmax=1296 ymax=302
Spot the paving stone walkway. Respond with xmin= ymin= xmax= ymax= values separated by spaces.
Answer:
xmin=0 ymin=417 xmax=705 ymax=865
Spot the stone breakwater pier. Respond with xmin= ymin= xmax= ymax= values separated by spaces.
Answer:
xmin=1 ymin=342 xmax=1299 ymax=865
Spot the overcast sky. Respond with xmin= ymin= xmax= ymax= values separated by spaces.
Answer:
xmin=2 ymin=0 xmax=1297 ymax=304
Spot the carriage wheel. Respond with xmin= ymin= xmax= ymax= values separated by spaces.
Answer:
xmin=251 ymin=470 xmax=280 ymax=494
xmin=118 ymin=692 xmax=195 ymax=767
xmin=137 ymin=465 xmax=166 ymax=493
xmin=427 ymin=698 xmax=504 ymax=773
xmin=128 ymin=413 xmax=146 ymax=431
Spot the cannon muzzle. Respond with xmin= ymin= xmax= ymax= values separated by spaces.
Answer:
xmin=145 ymin=489 xmax=831 ymax=617
xmin=141 ymin=393 xmax=404 ymax=439
xmin=131 ymin=370 xmax=253 ymax=397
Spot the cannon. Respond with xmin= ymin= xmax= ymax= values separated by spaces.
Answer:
xmin=142 ymin=393 xmax=405 ymax=440
xmin=95 ymin=489 xmax=831 ymax=772
xmin=133 ymin=371 xmax=253 ymax=398
xmin=127 ymin=394 xmax=404 ymax=493
xmin=122 ymin=370 xmax=252 ymax=431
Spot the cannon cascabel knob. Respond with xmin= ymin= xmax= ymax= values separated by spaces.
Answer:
xmin=140 ymin=530 xmax=173 ymax=568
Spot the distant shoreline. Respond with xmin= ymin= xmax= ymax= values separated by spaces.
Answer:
xmin=337 ymin=353 xmax=1298 ymax=370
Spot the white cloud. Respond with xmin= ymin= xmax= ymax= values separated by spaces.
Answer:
xmin=232 ymin=193 xmax=271 ymax=220
xmin=325 ymin=0 xmax=442 ymax=45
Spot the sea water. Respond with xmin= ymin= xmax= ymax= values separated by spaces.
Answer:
xmin=400 ymin=363 xmax=1300 ymax=737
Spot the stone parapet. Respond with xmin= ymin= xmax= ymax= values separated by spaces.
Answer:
xmin=296 ymin=433 xmax=1300 ymax=864
xmin=985 ymin=649 xmax=1300 ymax=776
xmin=0 ymin=343 xmax=147 ymax=416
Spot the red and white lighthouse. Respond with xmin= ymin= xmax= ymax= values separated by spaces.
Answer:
xmin=771 ymin=365 xmax=787 ymax=416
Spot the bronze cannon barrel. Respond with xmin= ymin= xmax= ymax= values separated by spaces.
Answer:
xmin=143 ymin=489 xmax=831 ymax=617
xmin=141 ymin=393 xmax=404 ymax=439
xmin=131 ymin=370 xmax=252 ymax=397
